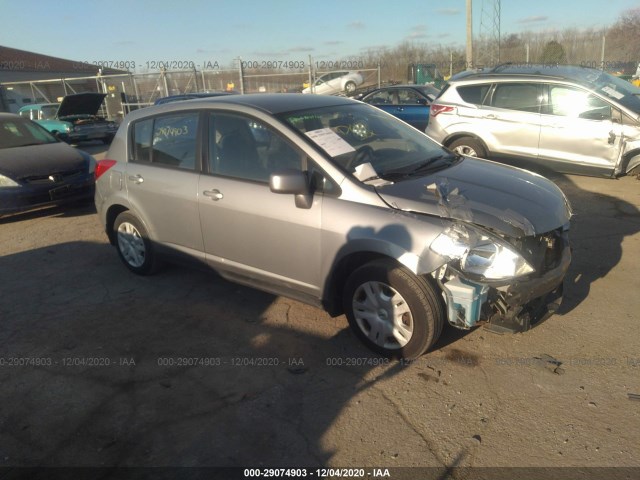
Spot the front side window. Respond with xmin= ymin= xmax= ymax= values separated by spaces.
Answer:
xmin=548 ymin=85 xmax=612 ymax=120
xmin=209 ymin=113 xmax=303 ymax=183
xmin=367 ymin=90 xmax=394 ymax=105
xmin=397 ymin=89 xmax=422 ymax=104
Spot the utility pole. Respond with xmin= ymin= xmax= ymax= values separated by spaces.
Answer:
xmin=466 ymin=0 xmax=473 ymax=70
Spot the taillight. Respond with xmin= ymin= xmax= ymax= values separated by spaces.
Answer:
xmin=430 ymin=104 xmax=455 ymax=117
xmin=95 ymin=159 xmax=117 ymax=180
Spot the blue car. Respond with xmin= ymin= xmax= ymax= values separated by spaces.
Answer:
xmin=361 ymin=84 xmax=440 ymax=131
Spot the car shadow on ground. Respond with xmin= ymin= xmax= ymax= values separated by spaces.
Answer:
xmin=0 ymin=201 xmax=96 ymax=224
xmin=1 ymin=169 xmax=637 ymax=472
xmin=0 ymin=241 xmax=423 ymax=470
xmin=505 ymin=164 xmax=640 ymax=317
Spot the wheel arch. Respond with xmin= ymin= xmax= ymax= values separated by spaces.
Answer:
xmin=323 ymin=251 xmax=401 ymax=317
xmin=105 ymin=204 xmax=130 ymax=245
xmin=442 ymin=132 xmax=490 ymax=154
xmin=322 ymin=244 xmax=444 ymax=317
xmin=619 ymin=148 xmax=640 ymax=176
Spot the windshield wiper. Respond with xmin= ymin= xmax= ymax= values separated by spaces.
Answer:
xmin=382 ymin=153 xmax=461 ymax=179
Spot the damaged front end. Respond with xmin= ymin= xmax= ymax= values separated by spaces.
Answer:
xmin=430 ymin=221 xmax=571 ymax=333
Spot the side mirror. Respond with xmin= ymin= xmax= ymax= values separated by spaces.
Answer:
xmin=269 ymin=169 xmax=313 ymax=209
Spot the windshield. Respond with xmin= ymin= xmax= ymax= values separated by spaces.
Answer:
xmin=590 ymin=71 xmax=640 ymax=112
xmin=0 ymin=118 xmax=58 ymax=149
xmin=280 ymin=103 xmax=454 ymax=182
xmin=40 ymin=104 xmax=60 ymax=120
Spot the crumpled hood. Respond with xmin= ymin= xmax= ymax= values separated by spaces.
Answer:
xmin=57 ymin=93 xmax=107 ymax=118
xmin=375 ymin=157 xmax=572 ymax=238
xmin=0 ymin=142 xmax=89 ymax=179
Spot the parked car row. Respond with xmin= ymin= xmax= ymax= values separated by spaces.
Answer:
xmin=6 ymin=63 xmax=640 ymax=359
xmin=18 ymin=93 xmax=118 ymax=145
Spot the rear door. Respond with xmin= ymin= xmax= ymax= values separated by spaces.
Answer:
xmin=481 ymin=82 xmax=543 ymax=158
xmin=125 ymin=111 xmax=204 ymax=255
xmin=539 ymin=84 xmax=622 ymax=172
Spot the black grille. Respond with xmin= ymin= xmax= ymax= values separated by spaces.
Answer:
xmin=22 ymin=169 xmax=85 ymax=185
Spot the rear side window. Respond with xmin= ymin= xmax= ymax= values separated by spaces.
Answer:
xmin=457 ymin=84 xmax=490 ymax=105
xmin=133 ymin=119 xmax=153 ymax=162
xmin=491 ymin=83 xmax=541 ymax=112
xmin=131 ymin=113 xmax=199 ymax=170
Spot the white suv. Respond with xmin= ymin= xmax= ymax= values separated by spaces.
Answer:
xmin=425 ymin=64 xmax=640 ymax=178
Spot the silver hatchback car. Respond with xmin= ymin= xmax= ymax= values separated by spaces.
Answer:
xmin=425 ymin=64 xmax=640 ymax=178
xmin=95 ymin=94 xmax=572 ymax=359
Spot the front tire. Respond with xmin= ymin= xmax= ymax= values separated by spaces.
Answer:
xmin=343 ymin=259 xmax=444 ymax=359
xmin=113 ymin=212 xmax=160 ymax=275
xmin=344 ymin=81 xmax=356 ymax=94
xmin=448 ymin=137 xmax=487 ymax=158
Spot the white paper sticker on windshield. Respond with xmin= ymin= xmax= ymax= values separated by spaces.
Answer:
xmin=601 ymin=86 xmax=624 ymax=100
xmin=305 ymin=128 xmax=356 ymax=157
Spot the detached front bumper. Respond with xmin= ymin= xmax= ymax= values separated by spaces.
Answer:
xmin=439 ymin=234 xmax=572 ymax=333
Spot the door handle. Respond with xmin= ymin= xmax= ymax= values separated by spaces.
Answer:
xmin=608 ymin=131 xmax=616 ymax=145
xmin=203 ymin=189 xmax=223 ymax=201
xmin=128 ymin=174 xmax=144 ymax=184
xmin=484 ymin=114 xmax=497 ymax=120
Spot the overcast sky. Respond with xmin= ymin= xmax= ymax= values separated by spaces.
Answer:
xmin=0 ymin=0 xmax=637 ymax=69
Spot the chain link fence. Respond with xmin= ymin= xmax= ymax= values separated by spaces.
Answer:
xmin=0 ymin=60 xmax=382 ymax=121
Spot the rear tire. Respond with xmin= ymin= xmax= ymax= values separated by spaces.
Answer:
xmin=448 ymin=137 xmax=487 ymax=158
xmin=113 ymin=211 xmax=160 ymax=275
xmin=343 ymin=259 xmax=444 ymax=359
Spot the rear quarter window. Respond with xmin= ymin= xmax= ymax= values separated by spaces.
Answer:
xmin=457 ymin=84 xmax=491 ymax=105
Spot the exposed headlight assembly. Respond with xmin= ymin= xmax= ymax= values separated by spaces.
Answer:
xmin=430 ymin=223 xmax=534 ymax=280
xmin=0 ymin=174 xmax=19 ymax=188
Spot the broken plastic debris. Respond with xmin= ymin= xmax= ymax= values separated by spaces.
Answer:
xmin=533 ymin=354 xmax=565 ymax=375
xmin=499 ymin=209 xmax=536 ymax=237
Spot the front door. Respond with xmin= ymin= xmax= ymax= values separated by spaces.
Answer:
xmin=198 ymin=112 xmax=322 ymax=298
xmin=539 ymin=84 xmax=622 ymax=172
